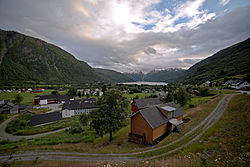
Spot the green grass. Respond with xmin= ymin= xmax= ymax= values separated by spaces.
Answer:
xmin=177 ymin=94 xmax=250 ymax=166
xmin=6 ymin=115 xmax=77 ymax=135
xmin=183 ymin=96 xmax=214 ymax=110
xmin=0 ymin=90 xmax=67 ymax=105
xmin=0 ymin=114 xmax=13 ymax=124
xmin=209 ymin=89 xmax=236 ymax=95
xmin=122 ymin=92 xmax=154 ymax=100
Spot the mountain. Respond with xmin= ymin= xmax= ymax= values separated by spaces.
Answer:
xmin=94 ymin=68 xmax=133 ymax=82
xmin=124 ymin=72 xmax=145 ymax=81
xmin=144 ymin=69 xmax=185 ymax=83
xmin=0 ymin=29 xmax=133 ymax=86
xmin=125 ymin=69 xmax=185 ymax=83
xmin=183 ymin=38 xmax=250 ymax=84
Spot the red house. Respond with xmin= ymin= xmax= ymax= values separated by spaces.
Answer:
xmin=34 ymin=94 xmax=73 ymax=105
xmin=131 ymin=98 xmax=162 ymax=112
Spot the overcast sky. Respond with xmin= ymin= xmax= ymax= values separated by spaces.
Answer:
xmin=0 ymin=0 xmax=250 ymax=73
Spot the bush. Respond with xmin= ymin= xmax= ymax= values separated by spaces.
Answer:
xmin=67 ymin=123 xmax=84 ymax=134
xmin=189 ymin=104 xmax=195 ymax=108
xmin=0 ymin=115 xmax=4 ymax=122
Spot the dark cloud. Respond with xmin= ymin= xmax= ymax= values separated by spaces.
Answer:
xmin=0 ymin=0 xmax=249 ymax=72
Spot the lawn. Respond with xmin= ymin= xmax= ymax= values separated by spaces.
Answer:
xmin=0 ymin=90 xmax=67 ymax=105
xmin=182 ymin=96 xmax=215 ymax=110
xmin=123 ymin=92 xmax=154 ymax=100
xmin=6 ymin=114 xmax=78 ymax=135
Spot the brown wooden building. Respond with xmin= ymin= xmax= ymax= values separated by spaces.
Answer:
xmin=129 ymin=102 xmax=184 ymax=145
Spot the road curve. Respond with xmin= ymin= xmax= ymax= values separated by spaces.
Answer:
xmin=0 ymin=94 xmax=236 ymax=163
xmin=0 ymin=116 xmax=67 ymax=141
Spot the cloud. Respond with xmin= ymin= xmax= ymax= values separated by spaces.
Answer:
xmin=218 ymin=0 xmax=230 ymax=6
xmin=0 ymin=0 xmax=249 ymax=73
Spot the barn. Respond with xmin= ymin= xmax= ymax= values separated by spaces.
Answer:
xmin=131 ymin=98 xmax=162 ymax=112
xmin=34 ymin=94 xmax=73 ymax=105
xmin=129 ymin=102 xmax=184 ymax=145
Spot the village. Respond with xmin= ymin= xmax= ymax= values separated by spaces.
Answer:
xmin=0 ymin=79 xmax=249 ymax=147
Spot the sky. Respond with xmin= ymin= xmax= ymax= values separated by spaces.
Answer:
xmin=0 ymin=0 xmax=250 ymax=73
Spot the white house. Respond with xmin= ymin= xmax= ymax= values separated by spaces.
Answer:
xmin=230 ymin=81 xmax=250 ymax=89
xmin=61 ymin=98 xmax=98 ymax=118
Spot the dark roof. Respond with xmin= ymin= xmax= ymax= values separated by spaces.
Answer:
xmin=35 ymin=94 xmax=72 ymax=101
xmin=133 ymin=107 xmax=168 ymax=128
xmin=62 ymin=98 xmax=98 ymax=110
xmin=0 ymin=100 xmax=14 ymax=107
xmin=134 ymin=98 xmax=162 ymax=109
xmin=18 ymin=104 xmax=33 ymax=110
xmin=30 ymin=112 xmax=62 ymax=126
xmin=131 ymin=102 xmax=185 ymax=129
xmin=162 ymin=102 xmax=185 ymax=118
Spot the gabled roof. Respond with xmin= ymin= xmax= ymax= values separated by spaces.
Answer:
xmin=133 ymin=106 xmax=168 ymax=129
xmin=62 ymin=98 xmax=97 ymax=110
xmin=30 ymin=112 xmax=62 ymax=126
xmin=134 ymin=98 xmax=162 ymax=109
xmin=131 ymin=102 xmax=185 ymax=129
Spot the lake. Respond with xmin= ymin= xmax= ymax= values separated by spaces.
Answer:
xmin=118 ymin=82 xmax=168 ymax=86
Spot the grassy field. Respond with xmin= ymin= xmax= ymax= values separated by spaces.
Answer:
xmin=0 ymin=90 xmax=67 ymax=105
xmin=6 ymin=115 xmax=78 ymax=135
xmin=172 ymin=94 xmax=250 ymax=166
xmin=123 ymin=92 xmax=154 ymax=100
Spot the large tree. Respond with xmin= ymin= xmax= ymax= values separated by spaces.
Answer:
xmin=89 ymin=89 xmax=128 ymax=141
xmin=13 ymin=94 xmax=23 ymax=104
xmin=176 ymin=87 xmax=190 ymax=106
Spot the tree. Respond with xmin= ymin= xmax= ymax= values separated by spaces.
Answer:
xmin=13 ymin=94 xmax=23 ymax=104
xmin=77 ymin=91 xmax=82 ymax=97
xmin=199 ymin=87 xmax=209 ymax=97
xmin=165 ymin=92 xmax=174 ymax=102
xmin=79 ymin=113 xmax=89 ymax=126
xmin=89 ymin=89 xmax=128 ymax=141
xmin=51 ymin=90 xmax=59 ymax=95
xmin=102 ymin=85 xmax=107 ymax=93
xmin=67 ymin=87 xmax=77 ymax=96
xmin=176 ymin=87 xmax=190 ymax=106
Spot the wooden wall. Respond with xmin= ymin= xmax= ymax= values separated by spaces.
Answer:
xmin=131 ymin=113 xmax=153 ymax=144
xmin=153 ymin=123 xmax=168 ymax=141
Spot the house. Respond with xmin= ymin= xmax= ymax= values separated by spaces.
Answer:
xmin=129 ymin=102 xmax=184 ymax=145
xmin=31 ymin=88 xmax=45 ymax=93
xmin=61 ymin=98 xmax=98 ymax=118
xmin=34 ymin=94 xmax=73 ymax=105
xmin=230 ymin=81 xmax=250 ymax=89
xmin=0 ymin=100 xmax=16 ymax=114
xmin=0 ymin=100 xmax=33 ymax=114
xmin=29 ymin=112 xmax=62 ymax=126
xmin=225 ymin=80 xmax=250 ymax=89
xmin=131 ymin=98 xmax=162 ymax=112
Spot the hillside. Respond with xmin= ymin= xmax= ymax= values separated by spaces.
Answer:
xmin=125 ymin=69 xmax=185 ymax=83
xmin=144 ymin=69 xmax=185 ymax=83
xmin=94 ymin=68 xmax=133 ymax=82
xmin=183 ymin=38 xmax=250 ymax=84
xmin=0 ymin=29 xmax=106 ymax=85
xmin=124 ymin=72 xmax=145 ymax=81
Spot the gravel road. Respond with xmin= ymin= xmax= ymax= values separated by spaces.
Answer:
xmin=0 ymin=94 xmax=235 ymax=163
